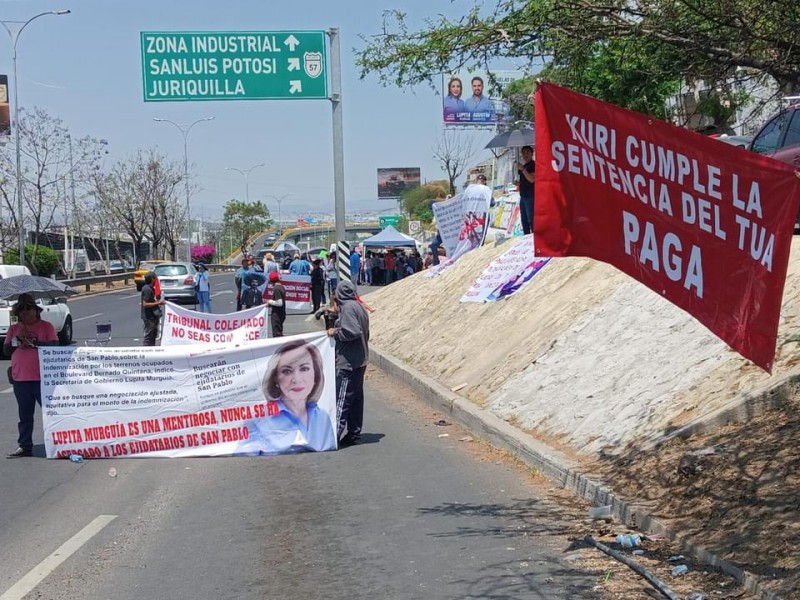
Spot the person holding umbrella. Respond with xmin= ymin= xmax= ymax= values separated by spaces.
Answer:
xmin=4 ymin=294 xmax=58 ymax=458
xmin=517 ymin=145 xmax=536 ymax=235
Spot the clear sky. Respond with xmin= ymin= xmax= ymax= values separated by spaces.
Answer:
xmin=0 ymin=0 xmax=497 ymax=223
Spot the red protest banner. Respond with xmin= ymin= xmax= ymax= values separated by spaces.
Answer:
xmin=533 ymin=82 xmax=800 ymax=372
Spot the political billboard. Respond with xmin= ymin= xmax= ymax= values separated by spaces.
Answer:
xmin=442 ymin=70 xmax=523 ymax=125
xmin=377 ymin=167 xmax=420 ymax=199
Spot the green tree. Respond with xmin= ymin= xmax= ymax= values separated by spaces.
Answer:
xmin=402 ymin=181 xmax=449 ymax=224
xmin=5 ymin=244 xmax=61 ymax=276
xmin=222 ymin=200 xmax=272 ymax=254
xmin=540 ymin=38 xmax=683 ymax=120
xmin=357 ymin=2 xmax=800 ymax=105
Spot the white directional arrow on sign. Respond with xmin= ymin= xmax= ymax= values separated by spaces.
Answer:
xmin=288 ymin=57 xmax=300 ymax=72
xmin=289 ymin=80 xmax=302 ymax=94
xmin=284 ymin=35 xmax=300 ymax=51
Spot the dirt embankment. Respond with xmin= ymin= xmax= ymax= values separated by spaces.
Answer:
xmin=366 ymin=235 xmax=800 ymax=597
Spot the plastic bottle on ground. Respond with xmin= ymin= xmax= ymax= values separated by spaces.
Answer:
xmin=68 ymin=454 xmax=83 ymax=463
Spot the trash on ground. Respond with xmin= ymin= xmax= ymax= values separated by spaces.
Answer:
xmin=450 ymin=383 xmax=467 ymax=392
xmin=108 ymin=467 xmax=117 ymax=478
xmin=68 ymin=454 xmax=84 ymax=463
xmin=458 ymin=436 xmax=474 ymax=442
xmin=667 ymin=555 xmax=685 ymax=562
xmin=686 ymin=593 xmax=706 ymax=600
xmin=671 ymin=564 xmax=689 ymax=576
xmin=438 ymin=433 xmax=450 ymax=438
xmin=588 ymin=504 xmax=613 ymax=520
xmin=632 ymin=549 xmax=645 ymax=555
xmin=434 ymin=419 xmax=450 ymax=426
xmin=616 ymin=533 xmax=642 ymax=548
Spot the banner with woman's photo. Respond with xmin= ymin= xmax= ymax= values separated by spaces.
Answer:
xmin=40 ymin=333 xmax=337 ymax=458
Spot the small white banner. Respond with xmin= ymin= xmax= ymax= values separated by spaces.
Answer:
xmin=460 ymin=236 xmax=550 ymax=302
xmin=162 ymin=302 xmax=270 ymax=345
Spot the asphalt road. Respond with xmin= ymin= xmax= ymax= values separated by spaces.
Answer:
xmin=0 ymin=274 xmax=605 ymax=599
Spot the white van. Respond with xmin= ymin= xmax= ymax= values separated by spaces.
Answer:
xmin=0 ymin=266 xmax=74 ymax=346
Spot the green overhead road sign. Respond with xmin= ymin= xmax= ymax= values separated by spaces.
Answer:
xmin=141 ymin=31 xmax=328 ymax=102
xmin=379 ymin=215 xmax=401 ymax=228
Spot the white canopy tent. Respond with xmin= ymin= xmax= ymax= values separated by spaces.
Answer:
xmin=360 ymin=225 xmax=418 ymax=248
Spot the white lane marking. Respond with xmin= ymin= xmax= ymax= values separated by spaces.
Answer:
xmin=1 ymin=386 xmax=11 ymax=394
xmin=211 ymin=291 xmax=232 ymax=297
xmin=0 ymin=514 xmax=117 ymax=600
xmin=73 ymin=313 xmax=103 ymax=323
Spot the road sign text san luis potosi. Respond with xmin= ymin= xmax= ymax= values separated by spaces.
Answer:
xmin=141 ymin=31 xmax=328 ymax=102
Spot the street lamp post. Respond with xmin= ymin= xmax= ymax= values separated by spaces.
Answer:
xmin=1 ymin=9 xmax=70 ymax=268
xmin=267 ymin=194 xmax=291 ymax=233
xmin=225 ymin=163 xmax=265 ymax=203
xmin=153 ymin=116 xmax=214 ymax=262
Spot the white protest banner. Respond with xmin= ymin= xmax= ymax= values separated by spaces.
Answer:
xmin=41 ymin=333 xmax=337 ymax=458
xmin=460 ymin=236 xmax=550 ymax=302
xmin=265 ymin=274 xmax=312 ymax=314
xmin=432 ymin=184 xmax=492 ymax=261
xmin=461 ymin=236 xmax=534 ymax=301
xmin=161 ymin=303 xmax=269 ymax=345
xmin=487 ymin=258 xmax=550 ymax=301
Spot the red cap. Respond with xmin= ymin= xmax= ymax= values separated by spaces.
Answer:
xmin=269 ymin=272 xmax=280 ymax=283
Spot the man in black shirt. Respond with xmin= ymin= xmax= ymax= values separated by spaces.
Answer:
xmin=266 ymin=271 xmax=286 ymax=337
xmin=141 ymin=272 xmax=165 ymax=346
xmin=517 ymin=145 xmax=536 ymax=235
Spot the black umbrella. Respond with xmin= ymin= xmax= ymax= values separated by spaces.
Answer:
xmin=0 ymin=274 xmax=77 ymax=300
xmin=484 ymin=126 xmax=535 ymax=149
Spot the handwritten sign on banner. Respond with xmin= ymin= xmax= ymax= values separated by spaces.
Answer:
xmin=534 ymin=82 xmax=800 ymax=371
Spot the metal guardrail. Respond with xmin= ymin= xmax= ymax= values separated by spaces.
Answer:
xmin=62 ymin=264 xmax=238 ymax=293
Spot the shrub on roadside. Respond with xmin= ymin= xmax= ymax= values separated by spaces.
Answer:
xmin=5 ymin=244 xmax=61 ymax=276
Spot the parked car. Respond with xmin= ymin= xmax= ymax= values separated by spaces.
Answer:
xmin=748 ymin=102 xmax=800 ymax=165
xmin=108 ymin=260 xmax=126 ymax=273
xmin=713 ymin=134 xmax=753 ymax=148
xmin=134 ymin=260 xmax=168 ymax=291
xmin=153 ymin=262 xmax=197 ymax=304
xmin=0 ymin=267 xmax=73 ymax=346
xmin=747 ymin=101 xmax=800 ymax=227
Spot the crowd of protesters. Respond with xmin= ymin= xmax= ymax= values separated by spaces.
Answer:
xmin=347 ymin=248 xmax=426 ymax=286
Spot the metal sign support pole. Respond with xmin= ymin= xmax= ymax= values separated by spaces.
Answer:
xmin=328 ymin=28 xmax=346 ymax=245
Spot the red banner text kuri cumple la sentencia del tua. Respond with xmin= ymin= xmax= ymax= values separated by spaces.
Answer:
xmin=533 ymin=82 xmax=800 ymax=372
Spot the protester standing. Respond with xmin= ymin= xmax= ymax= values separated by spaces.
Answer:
xmin=262 ymin=253 xmax=280 ymax=275
xmin=289 ymin=253 xmax=311 ymax=276
xmin=194 ymin=263 xmax=212 ymax=313
xmin=234 ymin=258 xmax=252 ymax=311
xmin=4 ymin=294 xmax=58 ymax=458
xmin=349 ymin=247 xmax=361 ymax=287
xmin=517 ymin=145 xmax=536 ymax=235
xmin=327 ymin=280 xmax=370 ymax=446
xmin=325 ymin=253 xmax=338 ymax=301
xmin=310 ymin=258 xmax=325 ymax=312
xmin=141 ymin=272 xmax=165 ymax=346
xmin=266 ymin=272 xmax=287 ymax=337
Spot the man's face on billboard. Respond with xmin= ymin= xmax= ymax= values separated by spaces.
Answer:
xmin=471 ymin=78 xmax=484 ymax=97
